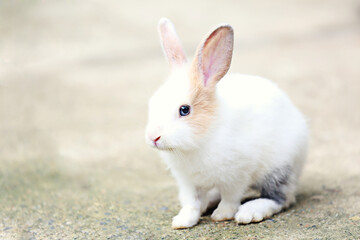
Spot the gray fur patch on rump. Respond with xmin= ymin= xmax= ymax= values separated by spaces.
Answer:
xmin=259 ymin=166 xmax=292 ymax=205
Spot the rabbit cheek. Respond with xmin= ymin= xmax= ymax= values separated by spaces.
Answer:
xmin=170 ymin=122 xmax=198 ymax=150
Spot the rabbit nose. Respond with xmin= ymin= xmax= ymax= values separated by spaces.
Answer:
xmin=153 ymin=136 xmax=161 ymax=145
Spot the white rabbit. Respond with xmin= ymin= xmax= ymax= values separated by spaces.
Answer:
xmin=145 ymin=18 xmax=308 ymax=229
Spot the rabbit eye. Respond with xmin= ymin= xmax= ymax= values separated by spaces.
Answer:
xmin=179 ymin=105 xmax=191 ymax=117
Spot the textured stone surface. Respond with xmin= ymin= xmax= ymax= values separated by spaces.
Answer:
xmin=1 ymin=0 xmax=359 ymax=239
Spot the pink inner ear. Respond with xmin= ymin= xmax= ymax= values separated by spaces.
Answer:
xmin=203 ymin=46 xmax=219 ymax=86
xmin=202 ymin=34 xmax=222 ymax=86
xmin=200 ymin=28 xmax=233 ymax=86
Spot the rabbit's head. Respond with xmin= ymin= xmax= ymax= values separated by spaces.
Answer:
xmin=146 ymin=18 xmax=233 ymax=151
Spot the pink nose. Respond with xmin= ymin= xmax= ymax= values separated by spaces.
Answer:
xmin=153 ymin=136 xmax=161 ymax=146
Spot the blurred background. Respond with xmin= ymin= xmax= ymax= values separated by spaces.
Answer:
xmin=0 ymin=0 xmax=359 ymax=239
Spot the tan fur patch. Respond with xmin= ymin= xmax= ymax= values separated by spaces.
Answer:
xmin=186 ymin=66 xmax=218 ymax=135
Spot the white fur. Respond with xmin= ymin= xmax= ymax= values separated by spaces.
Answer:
xmin=146 ymin=19 xmax=308 ymax=229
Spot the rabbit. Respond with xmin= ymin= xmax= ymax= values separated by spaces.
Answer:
xmin=145 ymin=18 xmax=308 ymax=229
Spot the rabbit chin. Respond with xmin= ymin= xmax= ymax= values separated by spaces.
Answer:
xmin=159 ymin=142 xmax=199 ymax=152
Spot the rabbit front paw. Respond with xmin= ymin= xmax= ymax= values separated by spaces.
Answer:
xmin=211 ymin=203 xmax=238 ymax=222
xmin=172 ymin=206 xmax=200 ymax=229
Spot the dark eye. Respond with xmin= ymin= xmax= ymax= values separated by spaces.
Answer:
xmin=179 ymin=105 xmax=191 ymax=117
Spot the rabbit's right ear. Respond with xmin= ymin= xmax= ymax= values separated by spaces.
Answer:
xmin=191 ymin=25 xmax=233 ymax=89
xmin=158 ymin=18 xmax=187 ymax=68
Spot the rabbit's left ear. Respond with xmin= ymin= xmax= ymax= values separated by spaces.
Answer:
xmin=191 ymin=25 xmax=233 ymax=88
xmin=158 ymin=18 xmax=187 ymax=68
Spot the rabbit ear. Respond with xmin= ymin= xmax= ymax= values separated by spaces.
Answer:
xmin=158 ymin=18 xmax=187 ymax=68
xmin=191 ymin=25 xmax=233 ymax=87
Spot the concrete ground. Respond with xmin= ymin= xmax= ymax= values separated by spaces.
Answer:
xmin=1 ymin=0 xmax=359 ymax=239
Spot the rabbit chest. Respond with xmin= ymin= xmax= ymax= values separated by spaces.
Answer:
xmin=162 ymin=148 xmax=252 ymax=190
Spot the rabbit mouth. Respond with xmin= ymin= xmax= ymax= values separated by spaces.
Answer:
xmin=148 ymin=139 xmax=175 ymax=151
